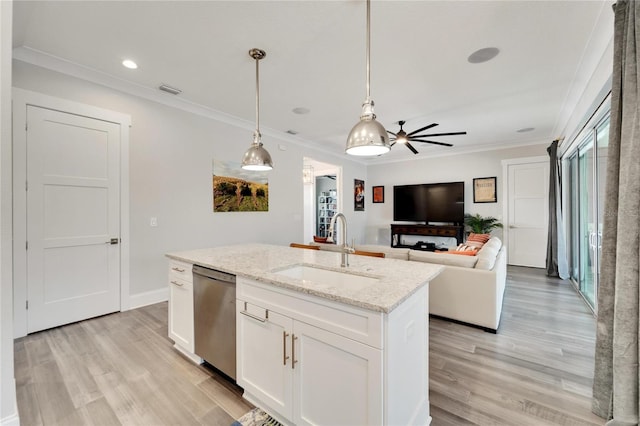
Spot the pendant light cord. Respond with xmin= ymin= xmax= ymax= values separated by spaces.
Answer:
xmin=255 ymin=56 xmax=260 ymax=136
xmin=365 ymin=0 xmax=371 ymax=103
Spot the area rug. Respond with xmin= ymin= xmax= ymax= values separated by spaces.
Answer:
xmin=231 ymin=408 xmax=283 ymax=426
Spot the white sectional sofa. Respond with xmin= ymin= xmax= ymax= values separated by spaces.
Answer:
xmin=310 ymin=237 xmax=507 ymax=332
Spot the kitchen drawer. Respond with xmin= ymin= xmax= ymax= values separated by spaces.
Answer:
xmin=169 ymin=260 xmax=192 ymax=282
xmin=237 ymin=277 xmax=383 ymax=349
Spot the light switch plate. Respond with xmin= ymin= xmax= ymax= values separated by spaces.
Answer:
xmin=150 ymin=217 xmax=158 ymax=227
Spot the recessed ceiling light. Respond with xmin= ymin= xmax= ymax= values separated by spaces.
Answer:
xmin=122 ymin=59 xmax=138 ymax=69
xmin=467 ymin=47 xmax=500 ymax=64
xmin=292 ymin=107 xmax=310 ymax=115
xmin=517 ymin=127 xmax=535 ymax=133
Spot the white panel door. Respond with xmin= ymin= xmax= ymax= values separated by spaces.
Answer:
xmin=26 ymin=106 xmax=120 ymax=333
xmin=507 ymin=160 xmax=549 ymax=267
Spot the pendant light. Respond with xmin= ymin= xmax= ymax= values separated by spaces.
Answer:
xmin=345 ymin=0 xmax=390 ymax=157
xmin=242 ymin=48 xmax=273 ymax=171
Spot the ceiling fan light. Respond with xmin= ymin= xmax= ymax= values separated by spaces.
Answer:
xmin=242 ymin=133 xmax=273 ymax=171
xmin=396 ymin=131 xmax=408 ymax=144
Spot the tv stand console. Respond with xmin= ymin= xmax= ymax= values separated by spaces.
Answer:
xmin=391 ymin=224 xmax=464 ymax=248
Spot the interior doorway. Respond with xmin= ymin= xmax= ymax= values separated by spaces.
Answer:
xmin=302 ymin=158 xmax=341 ymax=243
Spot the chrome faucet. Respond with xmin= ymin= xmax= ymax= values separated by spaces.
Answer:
xmin=328 ymin=213 xmax=354 ymax=267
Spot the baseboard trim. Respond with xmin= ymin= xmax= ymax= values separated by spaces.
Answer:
xmin=429 ymin=314 xmax=498 ymax=334
xmin=173 ymin=344 xmax=203 ymax=365
xmin=127 ymin=288 xmax=168 ymax=310
xmin=1 ymin=379 xmax=19 ymax=426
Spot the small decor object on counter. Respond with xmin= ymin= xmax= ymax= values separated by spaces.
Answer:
xmin=473 ymin=176 xmax=497 ymax=203
xmin=354 ymin=179 xmax=365 ymax=211
xmin=213 ymin=159 xmax=269 ymax=212
xmin=372 ymin=185 xmax=384 ymax=203
xmin=313 ymin=235 xmax=328 ymax=243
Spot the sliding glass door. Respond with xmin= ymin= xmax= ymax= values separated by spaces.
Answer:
xmin=567 ymin=114 xmax=609 ymax=312
xmin=578 ymin=140 xmax=596 ymax=307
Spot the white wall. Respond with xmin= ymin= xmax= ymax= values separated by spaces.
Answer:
xmin=1 ymin=1 xmax=18 ymax=424
xmin=364 ymin=144 xmax=547 ymax=245
xmin=11 ymin=60 xmax=368 ymax=304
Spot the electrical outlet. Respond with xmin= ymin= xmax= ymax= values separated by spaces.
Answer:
xmin=150 ymin=217 xmax=158 ymax=227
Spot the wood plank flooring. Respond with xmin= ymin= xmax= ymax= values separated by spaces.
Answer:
xmin=15 ymin=266 xmax=604 ymax=425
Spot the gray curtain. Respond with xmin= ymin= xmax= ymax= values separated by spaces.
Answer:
xmin=592 ymin=1 xmax=640 ymax=423
xmin=545 ymin=140 xmax=569 ymax=279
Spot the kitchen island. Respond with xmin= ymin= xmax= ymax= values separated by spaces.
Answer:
xmin=166 ymin=243 xmax=442 ymax=426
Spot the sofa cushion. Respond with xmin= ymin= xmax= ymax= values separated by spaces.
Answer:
xmin=355 ymin=244 xmax=410 ymax=260
xmin=453 ymin=244 xmax=478 ymax=254
xmin=409 ymin=249 xmax=478 ymax=268
xmin=475 ymin=237 xmax=502 ymax=270
xmin=466 ymin=233 xmax=491 ymax=249
xmin=447 ymin=250 xmax=478 ymax=256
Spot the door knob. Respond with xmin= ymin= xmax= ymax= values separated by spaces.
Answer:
xmin=109 ymin=238 xmax=119 ymax=245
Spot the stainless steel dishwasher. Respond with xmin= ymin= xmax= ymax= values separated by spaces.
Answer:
xmin=192 ymin=265 xmax=236 ymax=380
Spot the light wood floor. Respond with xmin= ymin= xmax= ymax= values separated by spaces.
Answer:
xmin=15 ymin=266 xmax=604 ymax=425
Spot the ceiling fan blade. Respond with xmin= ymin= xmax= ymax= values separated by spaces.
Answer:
xmin=410 ymin=139 xmax=454 ymax=147
xmin=387 ymin=130 xmax=398 ymax=137
xmin=407 ymin=123 xmax=438 ymax=137
xmin=390 ymin=141 xmax=396 ymax=147
xmin=410 ymin=131 xmax=467 ymax=138
xmin=406 ymin=142 xmax=419 ymax=154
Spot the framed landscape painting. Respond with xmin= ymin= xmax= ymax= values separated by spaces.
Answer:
xmin=212 ymin=160 xmax=269 ymax=212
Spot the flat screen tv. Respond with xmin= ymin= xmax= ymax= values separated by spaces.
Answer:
xmin=393 ymin=181 xmax=465 ymax=224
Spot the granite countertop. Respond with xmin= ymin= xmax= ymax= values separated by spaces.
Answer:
xmin=166 ymin=243 xmax=443 ymax=313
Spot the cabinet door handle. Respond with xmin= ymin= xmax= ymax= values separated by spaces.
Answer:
xmin=170 ymin=280 xmax=183 ymax=287
xmin=240 ymin=301 xmax=268 ymax=323
xmin=291 ymin=334 xmax=298 ymax=369
xmin=283 ymin=332 xmax=290 ymax=366
xmin=171 ymin=267 xmax=185 ymax=273
xmin=240 ymin=310 xmax=267 ymax=323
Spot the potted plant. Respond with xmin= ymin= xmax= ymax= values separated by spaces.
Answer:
xmin=464 ymin=213 xmax=503 ymax=234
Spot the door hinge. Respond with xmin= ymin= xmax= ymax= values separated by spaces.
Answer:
xmin=25 ymin=181 xmax=28 ymax=191
xmin=26 ymin=241 xmax=28 ymax=250
xmin=25 ymin=123 xmax=28 ymax=131
xmin=26 ymin=300 xmax=28 ymax=310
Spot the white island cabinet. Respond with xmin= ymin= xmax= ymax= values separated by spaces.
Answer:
xmin=167 ymin=259 xmax=201 ymax=363
xmin=166 ymin=243 xmax=442 ymax=426
xmin=236 ymin=276 xmax=429 ymax=426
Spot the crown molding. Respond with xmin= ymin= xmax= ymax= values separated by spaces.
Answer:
xmin=12 ymin=46 xmax=360 ymax=164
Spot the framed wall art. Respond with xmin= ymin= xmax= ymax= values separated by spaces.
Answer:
xmin=372 ymin=185 xmax=384 ymax=203
xmin=212 ymin=159 xmax=269 ymax=212
xmin=354 ymin=179 xmax=365 ymax=211
xmin=473 ymin=176 xmax=497 ymax=203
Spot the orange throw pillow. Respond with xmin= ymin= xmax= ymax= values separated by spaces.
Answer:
xmin=466 ymin=233 xmax=491 ymax=249
xmin=449 ymin=250 xmax=478 ymax=256
xmin=435 ymin=249 xmax=478 ymax=256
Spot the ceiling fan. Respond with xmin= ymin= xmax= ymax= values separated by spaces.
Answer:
xmin=387 ymin=121 xmax=467 ymax=154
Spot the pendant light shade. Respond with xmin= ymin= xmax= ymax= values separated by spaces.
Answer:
xmin=241 ymin=133 xmax=273 ymax=171
xmin=242 ymin=48 xmax=273 ymax=171
xmin=346 ymin=0 xmax=390 ymax=157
